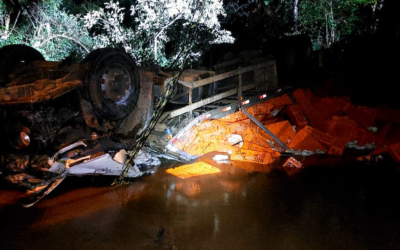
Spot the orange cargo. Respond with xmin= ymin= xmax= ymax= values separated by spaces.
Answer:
xmin=288 ymin=128 xmax=327 ymax=152
xmin=292 ymin=88 xmax=313 ymax=115
xmin=227 ymin=123 xmax=250 ymax=136
xmin=313 ymin=97 xmax=342 ymax=119
xmin=166 ymin=161 xmax=221 ymax=179
xmin=388 ymin=143 xmax=400 ymax=163
xmin=375 ymin=124 xmax=391 ymax=148
xmin=372 ymin=146 xmax=390 ymax=156
xmin=235 ymin=119 xmax=251 ymax=125
xmin=304 ymin=109 xmax=329 ymax=131
xmin=174 ymin=130 xmax=200 ymax=150
xmin=349 ymin=105 xmax=377 ymax=128
xmin=343 ymin=102 xmax=357 ymax=115
xmin=327 ymin=116 xmax=358 ymax=148
xmin=266 ymin=121 xmax=295 ymax=146
xmin=303 ymin=125 xmax=335 ymax=148
xmin=331 ymin=96 xmax=349 ymax=111
xmin=251 ymin=102 xmax=275 ymax=115
xmin=265 ymin=94 xmax=293 ymax=108
xmin=230 ymin=149 xmax=276 ymax=164
xmin=219 ymin=110 xmax=248 ymax=123
xmin=241 ymin=141 xmax=281 ymax=158
xmin=196 ymin=120 xmax=228 ymax=133
xmin=351 ymin=128 xmax=376 ymax=146
xmin=283 ymin=157 xmax=303 ymax=168
xmin=184 ymin=137 xmax=215 ymax=155
xmin=284 ymin=104 xmax=308 ymax=129
xmin=214 ymin=142 xmax=240 ymax=155
xmin=243 ymin=128 xmax=273 ymax=149
xmin=260 ymin=116 xmax=284 ymax=125
xmin=303 ymin=88 xmax=314 ymax=99
xmin=328 ymin=144 xmax=344 ymax=155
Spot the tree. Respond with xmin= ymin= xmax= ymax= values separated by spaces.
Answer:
xmin=297 ymin=0 xmax=375 ymax=49
xmin=83 ymin=0 xmax=234 ymax=67
xmin=0 ymin=0 xmax=234 ymax=66
xmin=0 ymin=0 xmax=92 ymax=60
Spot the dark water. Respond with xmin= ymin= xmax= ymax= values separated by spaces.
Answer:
xmin=1 ymin=153 xmax=400 ymax=250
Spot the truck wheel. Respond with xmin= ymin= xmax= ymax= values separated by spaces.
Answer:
xmin=81 ymin=48 xmax=140 ymax=120
xmin=0 ymin=44 xmax=45 ymax=85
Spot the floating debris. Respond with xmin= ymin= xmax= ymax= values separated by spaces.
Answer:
xmin=166 ymin=161 xmax=221 ymax=179
xmin=283 ymin=157 xmax=303 ymax=169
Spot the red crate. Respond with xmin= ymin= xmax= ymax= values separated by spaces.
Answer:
xmin=342 ymin=102 xmax=357 ymax=115
xmin=328 ymin=144 xmax=344 ymax=155
xmin=372 ymin=146 xmax=390 ymax=156
xmin=331 ymin=96 xmax=349 ymax=111
xmin=292 ymin=88 xmax=313 ymax=115
xmin=303 ymin=88 xmax=314 ymax=99
xmin=305 ymin=109 xmax=329 ymax=132
xmin=349 ymin=105 xmax=377 ymax=128
xmin=375 ymin=124 xmax=391 ymax=148
xmin=261 ymin=116 xmax=284 ymax=126
xmin=288 ymin=128 xmax=327 ymax=152
xmin=303 ymin=126 xmax=335 ymax=148
xmin=265 ymin=94 xmax=293 ymax=108
xmin=313 ymin=97 xmax=342 ymax=119
xmin=388 ymin=143 xmax=400 ymax=163
xmin=283 ymin=157 xmax=303 ymax=168
xmin=266 ymin=121 xmax=295 ymax=146
xmin=327 ymin=116 xmax=358 ymax=148
xmin=251 ymin=102 xmax=275 ymax=115
xmin=351 ymin=128 xmax=376 ymax=146
xmin=284 ymin=104 xmax=308 ymax=129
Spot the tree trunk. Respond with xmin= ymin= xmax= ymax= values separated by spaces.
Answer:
xmin=4 ymin=14 xmax=10 ymax=38
xmin=294 ymin=0 xmax=299 ymax=34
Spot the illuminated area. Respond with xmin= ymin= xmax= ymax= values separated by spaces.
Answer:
xmin=1 ymin=1 xmax=400 ymax=250
xmin=166 ymin=161 xmax=221 ymax=179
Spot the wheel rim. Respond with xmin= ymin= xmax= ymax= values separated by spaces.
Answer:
xmin=101 ymin=65 xmax=132 ymax=106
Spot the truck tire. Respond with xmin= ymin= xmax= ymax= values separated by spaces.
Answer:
xmin=0 ymin=44 xmax=45 ymax=85
xmin=81 ymin=48 xmax=140 ymax=120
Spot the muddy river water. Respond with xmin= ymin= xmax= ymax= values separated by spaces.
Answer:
xmin=1 ymin=154 xmax=400 ymax=250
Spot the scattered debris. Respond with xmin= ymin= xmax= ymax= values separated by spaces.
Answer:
xmin=166 ymin=88 xmax=400 ymax=169
xmin=283 ymin=157 xmax=303 ymax=169
xmin=212 ymin=154 xmax=230 ymax=164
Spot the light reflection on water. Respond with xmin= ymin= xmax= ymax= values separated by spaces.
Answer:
xmin=0 ymin=154 xmax=400 ymax=250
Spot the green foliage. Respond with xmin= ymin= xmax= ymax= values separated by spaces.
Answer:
xmin=0 ymin=0 xmax=233 ymax=67
xmin=83 ymin=0 xmax=234 ymax=67
xmin=0 ymin=0 xmax=92 ymax=61
xmin=296 ymin=0 xmax=376 ymax=49
xmin=0 ymin=0 xmax=382 ymax=63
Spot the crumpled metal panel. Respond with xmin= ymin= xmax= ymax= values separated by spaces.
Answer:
xmin=65 ymin=154 xmax=142 ymax=177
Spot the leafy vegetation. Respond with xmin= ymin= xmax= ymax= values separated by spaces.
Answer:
xmin=0 ymin=0 xmax=234 ymax=67
xmin=223 ymin=0 xmax=384 ymax=50
xmin=0 ymin=0 xmax=394 ymax=65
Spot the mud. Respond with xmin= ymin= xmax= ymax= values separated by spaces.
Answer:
xmin=1 ymin=155 xmax=400 ymax=250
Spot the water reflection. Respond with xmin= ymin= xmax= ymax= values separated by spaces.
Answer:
xmin=1 ymin=157 xmax=400 ymax=250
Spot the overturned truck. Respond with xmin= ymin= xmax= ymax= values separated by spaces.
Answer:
xmin=0 ymin=45 xmax=159 ymax=185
